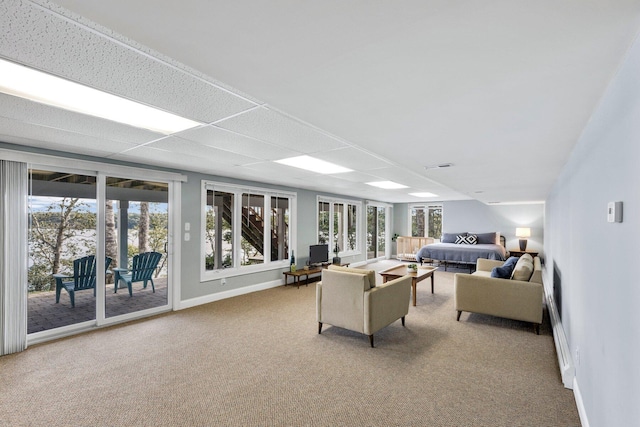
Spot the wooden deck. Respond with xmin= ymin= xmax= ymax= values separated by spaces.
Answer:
xmin=27 ymin=278 xmax=168 ymax=334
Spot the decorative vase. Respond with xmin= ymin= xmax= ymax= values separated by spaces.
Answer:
xmin=333 ymin=256 xmax=341 ymax=265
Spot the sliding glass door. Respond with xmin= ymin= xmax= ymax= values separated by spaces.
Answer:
xmin=104 ymin=176 xmax=169 ymax=318
xmin=27 ymin=169 xmax=98 ymax=333
xmin=27 ymin=167 xmax=173 ymax=336
xmin=367 ymin=204 xmax=389 ymax=261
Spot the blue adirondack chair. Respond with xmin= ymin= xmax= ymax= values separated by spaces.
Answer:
xmin=113 ymin=251 xmax=162 ymax=297
xmin=54 ymin=255 xmax=113 ymax=308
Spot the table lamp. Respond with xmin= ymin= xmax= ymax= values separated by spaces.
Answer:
xmin=515 ymin=227 xmax=531 ymax=251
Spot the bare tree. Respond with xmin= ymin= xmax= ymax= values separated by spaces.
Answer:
xmin=28 ymin=197 xmax=95 ymax=291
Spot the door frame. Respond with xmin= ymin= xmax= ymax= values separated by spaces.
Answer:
xmin=2 ymin=148 xmax=186 ymax=345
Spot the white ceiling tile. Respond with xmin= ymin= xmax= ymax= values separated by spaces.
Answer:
xmin=313 ymin=147 xmax=394 ymax=171
xmin=142 ymin=138 xmax=263 ymax=166
xmin=216 ymin=107 xmax=348 ymax=152
xmin=177 ymin=125 xmax=299 ymax=160
xmin=0 ymin=116 xmax=137 ymax=156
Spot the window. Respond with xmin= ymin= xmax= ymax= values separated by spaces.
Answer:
xmin=203 ymin=181 xmax=295 ymax=278
xmin=410 ymin=204 xmax=442 ymax=239
xmin=317 ymin=197 xmax=361 ymax=255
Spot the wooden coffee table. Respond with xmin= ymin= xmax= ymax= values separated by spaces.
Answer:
xmin=379 ymin=265 xmax=438 ymax=306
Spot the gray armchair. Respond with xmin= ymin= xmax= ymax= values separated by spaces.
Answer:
xmin=316 ymin=266 xmax=412 ymax=347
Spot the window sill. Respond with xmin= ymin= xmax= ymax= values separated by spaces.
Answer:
xmin=201 ymin=260 xmax=289 ymax=282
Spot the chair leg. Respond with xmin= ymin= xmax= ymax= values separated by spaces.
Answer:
xmin=401 ymin=316 xmax=405 ymax=327
xmin=55 ymin=283 xmax=62 ymax=303
xmin=456 ymin=310 xmax=462 ymax=321
xmin=69 ymin=290 xmax=75 ymax=308
xmin=318 ymin=322 xmax=323 ymax=334
xmin=127 ymin=281 xmax=133 ymax=297
xmin=369 ymin=335 xmax=375 ymax=348
xmin=150 ymin=278 xmax=155 ymax=293
xmin=534 ymin=323 xmax=540 ymax=335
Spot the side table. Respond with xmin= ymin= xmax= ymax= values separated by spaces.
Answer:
xmin=509 ymin=250 xmax=539 ymax=258
xmin=283 ymin=268 xmax=322 ymax=288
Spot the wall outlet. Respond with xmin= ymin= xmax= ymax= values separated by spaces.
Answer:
xmin=575 ymin=347 xmax=580 ymax=366
xmin=221 ymin=278 xmax=226 ymax=286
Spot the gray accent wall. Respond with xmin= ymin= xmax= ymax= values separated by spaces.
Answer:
xmin=545 ymin=30 xmax=640 ymax=426
xmin=393 ymin=200 xmax=544 ymax=255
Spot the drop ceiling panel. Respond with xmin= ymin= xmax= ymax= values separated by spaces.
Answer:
xmin=313 ymin=147 xmax=394 ymax=171
xmin=328 ymin=171 xmax=387 ymax=184
xmin=0 ymin=0 xmax=256 ymax=124
xmin=177 ymin=125 xmax=299 ymax=160
xmin=0 ymin=94 xmax=162 ymax=145
xmin=239 ymin=161 xmax=323 ymax=180
xmin=142 ymin=138 xmax=263 ymax=166
xmin=0 ymin=116 xmax=138 ymax=156
xmin=216 ymin=107 xmax=348 ymax=153
xmin=111 ymin=146 xmax=241 ymax=174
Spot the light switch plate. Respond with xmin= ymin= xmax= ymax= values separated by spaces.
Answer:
xmin=607 ymin=201 xmax=623 ymax=223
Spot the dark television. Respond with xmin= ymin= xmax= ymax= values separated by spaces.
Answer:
xmin=309 ymin=244 xmax=329 ymax=265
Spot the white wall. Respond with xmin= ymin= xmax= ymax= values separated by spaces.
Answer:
xmin=545 ymin=33 xmax=640 ymax=426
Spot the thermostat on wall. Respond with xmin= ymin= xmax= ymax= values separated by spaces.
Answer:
xmin=607 ymin=201 xmax=623 ymax=223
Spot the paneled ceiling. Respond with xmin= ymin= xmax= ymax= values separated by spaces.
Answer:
xmin=1 ymin=0 xmax=640 ymax=203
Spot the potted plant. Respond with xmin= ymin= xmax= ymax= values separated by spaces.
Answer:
xmin=333 ymin=245 xmax=341 ymax=265
xmin=407 ymin=263 xmax=418 ymax=273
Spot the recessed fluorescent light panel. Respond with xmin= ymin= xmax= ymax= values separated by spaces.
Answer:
xmin=366 ymin=181 xmax=409 ymax=189
xmin=409 ymin=192 xmax=438 ymax=198
xmin=0 ymin=59 xmax=202 ymax=135
xmin=274 ymin=155 xmax=353 ymax=174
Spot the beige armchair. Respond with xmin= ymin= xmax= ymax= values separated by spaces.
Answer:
xmin=316 ymin=266 xmax=412 ymax=347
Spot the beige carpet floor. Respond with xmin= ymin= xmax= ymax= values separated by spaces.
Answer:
xmin=0 ymin=261 xmax=580 ymax=426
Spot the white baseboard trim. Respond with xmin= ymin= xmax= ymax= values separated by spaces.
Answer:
xmin=177 ymin=279 xmax=283 ymax=310
xmin=544 ymin=283 xmax=574 ymax=389
xmin=574 ymin=377 xmax=590 ymax=427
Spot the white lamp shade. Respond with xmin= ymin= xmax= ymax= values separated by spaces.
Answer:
xmin=515 ymin=227 xmax=531 ymax=238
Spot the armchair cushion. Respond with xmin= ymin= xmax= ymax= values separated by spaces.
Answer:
xmin=327 ymin=264 xmax=376 ymax=289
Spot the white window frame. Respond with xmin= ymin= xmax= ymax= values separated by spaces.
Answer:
xmin=316 ymin=196 xmax=362 ymax=258
xmin=408 ymin=203 xmax=443 ymax=240
xmin=201 ymin=180 xmax=296 ymax=281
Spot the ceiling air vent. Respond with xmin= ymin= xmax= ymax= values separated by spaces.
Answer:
xmin=424 ymin=163 xmax=454 ymax=170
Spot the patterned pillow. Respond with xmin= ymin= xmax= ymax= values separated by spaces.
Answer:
xmin=455 ymin=234 xmax=477 ymax=244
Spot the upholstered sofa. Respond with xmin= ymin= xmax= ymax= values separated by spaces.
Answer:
xmin=316 ymin=265 xmax=412 ymax=347
xmin=454 ymin=255 xmax=543 ymax=334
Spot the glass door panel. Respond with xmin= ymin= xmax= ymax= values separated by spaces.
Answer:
xmin=367 ymin=206 xmax=376 ymax=260
xmin=105 ymin=177 xmax=169 ymax=319
xmin=27 ymin=169 xmax=97 ymax=333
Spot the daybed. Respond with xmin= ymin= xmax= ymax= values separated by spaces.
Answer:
xmin=454 ymin=254 xmax=543 ymax=334
xmin=416 ymin=232 xmax=507 ymax=270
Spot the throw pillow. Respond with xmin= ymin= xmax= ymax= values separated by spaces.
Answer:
xmin=511 ymin=254 xmax=534 ymax=281
xmin=475 ymin=232 xmax=497 ymax=245
xmin=455 ymin=234 xmax=477 ymax=244
xmin=443 ymin=232 xmax=466 ymax=243
xmin=490 ymin=256 xmax=519 ymax=278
